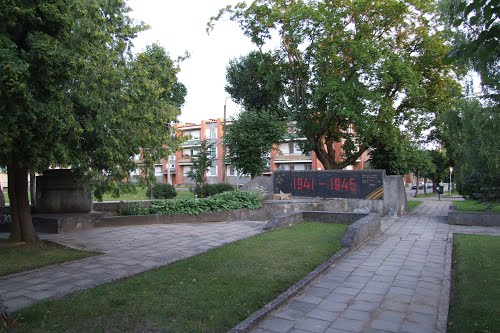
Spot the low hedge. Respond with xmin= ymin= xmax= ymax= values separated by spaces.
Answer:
xmin=193 ymin=183 xmax=234 ymax=198
xmin=117 ymin=190 xmax=261 ymax=216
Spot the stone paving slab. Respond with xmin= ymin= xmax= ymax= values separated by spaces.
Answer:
xmin=250 ymin=200 xmax=500 ymax=333
xmin=0 ymin=220 xmax=265 ymax=311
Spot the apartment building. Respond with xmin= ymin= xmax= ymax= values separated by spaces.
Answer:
xmin=270 ymin=136 xmax=368 ymax=172
xmin=162 ymin=118 xmax=369 ymax=187
xmin=173 ymin=119 xmax=248 ymax=187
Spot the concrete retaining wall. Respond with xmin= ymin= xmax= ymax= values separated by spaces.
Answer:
xmin=95 ymin=199 xmax=383 ymax=228
xmin=448 ymin=206 xmax=500 ymax=226
xmin=262 ymin=211 xmax=381 ymax=249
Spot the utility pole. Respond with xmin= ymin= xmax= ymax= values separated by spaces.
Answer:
xmin=222 ymin=98 xmax=229 ymax=183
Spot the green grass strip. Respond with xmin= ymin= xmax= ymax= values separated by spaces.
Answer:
xmin=448 ymin=234 xmax=500 ymax=333
xmin=412 ymin=192 xmax=436 ymax=198
xmin=0 ymin=241 xmax=99 ymax=277
xmin=11 ymin=222 xmax=346 ymax=333
xmin=407 ymin=201 xmax=422 ymax=210
xmin=454 ymin=200 xmax=500 ymax=213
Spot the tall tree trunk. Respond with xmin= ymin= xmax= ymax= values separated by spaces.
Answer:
xmin=414 ymin=175 xmax=419 ymax=197
xmin=7 ymin=161 xmax=39 ymax=243
xmin=0 ymin=181 xmax=4 ymax=224
xmin=30 ymin=173 xmax=36 ymax=207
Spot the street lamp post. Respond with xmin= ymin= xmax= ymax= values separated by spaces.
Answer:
xmin=449 ymin=166 xmax=453 ymax=195
xmin=222 ymin=98 xmax=229 ymax=183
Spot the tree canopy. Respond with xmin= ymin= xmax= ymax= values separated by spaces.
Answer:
xmin=224 ymin=109 xmax=286 ymax=178
xmin=187 ymin=139 xmax=213 ymax=186
xmin=440 ymin=0 xmax=499 ymax=103
xmin=0 ymin=0 xmax=185 ymax=242
xmin=211 ymin=0 xmax=460 ymax=170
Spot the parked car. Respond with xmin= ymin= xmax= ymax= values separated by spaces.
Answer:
xmin=426 ymin=182 xmax=433 ymax=188
xmin=411 ymin=182 xmax=424 ymax=189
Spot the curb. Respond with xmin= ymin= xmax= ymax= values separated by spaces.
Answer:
xmin=227 ymin=247 xmax=351 ymax=333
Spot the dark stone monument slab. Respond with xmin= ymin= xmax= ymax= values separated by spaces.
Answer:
xmin=34 ymin=169 xmax=91 ymax=213
xmin=274 ymin=170 xmax=385 ymax=200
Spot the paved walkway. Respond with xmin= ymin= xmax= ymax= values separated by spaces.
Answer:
xmin=1 ymin=200 xmax=499 ymax=333
xmin=251 ymin=200 xmax=500 ymax=333
xmin=0 ymin=221 xmax=265 ymax=311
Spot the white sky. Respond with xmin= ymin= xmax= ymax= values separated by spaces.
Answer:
xmin=127 ymin=0 xmax=256 ymax=123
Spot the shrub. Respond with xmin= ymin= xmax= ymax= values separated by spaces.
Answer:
xmin=193 ymin=183 xmax=234 ymax=198
xmin=146 ymin=183 xmax=177 ymax=199
xmin=116 ymin=202 xmax=150 ymax=216
xmin=149 ymin=190 xmax=261 ymax=215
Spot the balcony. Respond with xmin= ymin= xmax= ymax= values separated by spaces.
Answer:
xmin=178 ymin=154 xmax=193 ymax=165
xmin=180 ymin=139 xmax=201 ymax=148
xmin=274 ymin=153 xmax=312 ymax=163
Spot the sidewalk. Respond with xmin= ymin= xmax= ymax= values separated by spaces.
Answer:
xmin=0 ymin=220 xmax=265 ymax=311
xmin=251 ymin=200 xmax=500 ymax=333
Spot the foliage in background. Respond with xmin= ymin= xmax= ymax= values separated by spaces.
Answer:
xmin=116 ymin=202 xmax=150 ymax=216
xmin=193 ymin=183 xmax=234 ymax=198
xmin=224 ymin=109 xmax=286 ymax=178
xmin=187 ymin=139 xmax=213 ymax=187
xmin=146 ymin=183 xmax=177 ymax=199
xmin=411 ymin=149 xmax=436 ymax=196
xmin=426 ymin=150 xmax=450 ymax=191
xmin=440 ymin=0 xmax=499 ymax=104
xmin=148 ymin=190 xmax=261 ymax=215
xmin=226 ymin=51 xmax=285 ymax=116
xmin=0 ymin=1 xmax=185 ymax=242
xmin=368 ymin=131 xmax=415 ymax=175
xmin=212 ymin=0 xmax=460 ymax=170
xmin=440 ymin=99 xmax=499 ymax=201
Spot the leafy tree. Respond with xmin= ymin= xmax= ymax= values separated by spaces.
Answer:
xmin=224 ymin=109 xmax=286 ymax=178
xmin=441 ymin=99 xmax=499 ymax=201
xmin=368 ymin=130 xmax=414 ymax=175
xmin=427 ymin=149 xmax=449 ymax=192
xmin=0 ymin=1 xmax=185 ymax=242
xmin=187 ymin=139 xmax=214 ymax=187
xmin=411 ymin=149 xmax=436 ymax=197
xmin=210 ymin=0 xmax=460 ymax=170
xmin=440 ymin=0 xmax=499 ymax=102
xmin=226 ymin=51 xmax=285 ymax=116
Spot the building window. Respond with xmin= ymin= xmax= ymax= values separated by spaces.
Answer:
xmin=207 ymin=146 xmax=217 ymax=160
xmin=289 ymin=165 xmax=295 ymax=171
xmin=288 ymin=142 xmax=295 ymax=154
xmin=228 ymin=165 xmax=237 ymax=176
xmin=279 ymin=164 xmax=286 ymax=171
xmin=188 ymin=130 xmax=200 ymax=140
xmin=208 ymin=166 xmax=217 ymax=176
xmin=206 ymin=128 xmax=217 ymax=139
xmin=305 ymin=164 xmax=313 ymax=170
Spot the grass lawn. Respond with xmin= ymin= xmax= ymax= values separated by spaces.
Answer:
xmin=412 ymin=192 xmax=436 ymax=198
xmin=407 ymin=201 xmax=422 ymax=210
xmin=454 ymin=200 xmax=500 ymax=213
xmin=448 ymin=234 xmax=500 ymax=333
xmin=12 ymin=222 xmax=346 ymax=333
xmin=97 ymin=187 xmax=194 ymax=201
xmin=0 ymin=240 xmax=99 ymax=277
